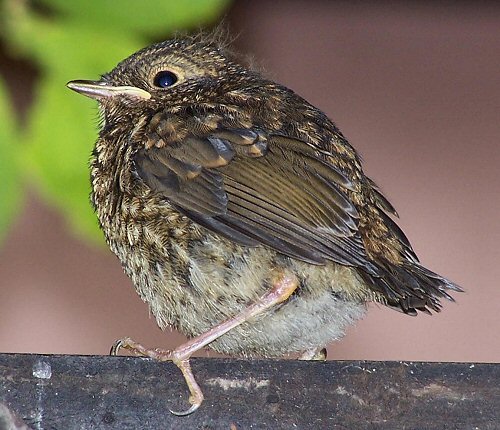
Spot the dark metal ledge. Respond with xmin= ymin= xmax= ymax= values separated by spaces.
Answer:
xmin=0 ymin=353 xmax=498 ymax=429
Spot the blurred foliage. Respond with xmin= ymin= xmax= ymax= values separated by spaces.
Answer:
xmin=0 ymin=0 xmax=230 ymax=245
xmin=0 ymin=76 xmax=20 ymax=243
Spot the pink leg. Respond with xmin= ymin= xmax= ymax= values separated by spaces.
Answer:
xmin=111 ymin=270 xmax=299 ymax=415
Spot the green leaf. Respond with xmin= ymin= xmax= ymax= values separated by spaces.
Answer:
xmin=22 ymin=25 xmax=146 ymax=244
xmin=0 ymin=76 xmax=22 ymax=243
xmin=2 ymin=0 xmax=231 ymax=246
xmin=23 ymin=74 xmax=102 ymax=242
xmin=37 ymin=0 xmax=231 ymax=36
xmin=3 ymin=15 xmax=146 ymax=76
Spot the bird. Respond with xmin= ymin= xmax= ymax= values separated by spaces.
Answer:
xmin=67 ymin=31 xmax=461 ymax=415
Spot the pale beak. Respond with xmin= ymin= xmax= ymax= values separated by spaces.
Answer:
xmin=66 ymin=80 xmax=151 ymax=101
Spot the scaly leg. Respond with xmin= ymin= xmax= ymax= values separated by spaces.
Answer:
xmin=111 ymin=270 xmax=299 ymax=415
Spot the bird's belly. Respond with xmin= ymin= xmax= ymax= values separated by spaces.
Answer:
xmin=207 ymin=287 xmax=366 ymax=357
xmin=116 ymin=231 xmax=367 ymax=358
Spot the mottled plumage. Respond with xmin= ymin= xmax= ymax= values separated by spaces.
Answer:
xmin=67 ymin=33 xmax=461 ymax=413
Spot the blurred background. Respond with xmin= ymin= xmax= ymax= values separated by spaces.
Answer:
xmin=0 ymin=0 xmax=498 ymax=363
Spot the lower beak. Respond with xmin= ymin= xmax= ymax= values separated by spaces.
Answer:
xmin=66 ymin=80 xmax=151 ymax=101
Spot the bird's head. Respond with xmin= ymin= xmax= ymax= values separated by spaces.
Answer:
xmin=67 ymin=35 xmax=256 ymax=123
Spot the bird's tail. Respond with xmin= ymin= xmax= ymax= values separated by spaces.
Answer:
xmin=360 ymin=260 xmax=463 ymax=315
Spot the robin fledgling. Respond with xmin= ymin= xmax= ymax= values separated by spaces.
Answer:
xmin=67 ymin=32 xmax=461 ymax=415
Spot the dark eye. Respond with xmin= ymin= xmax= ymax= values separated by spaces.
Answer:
xmin=153 ymin=71 xmax=178 ymax=88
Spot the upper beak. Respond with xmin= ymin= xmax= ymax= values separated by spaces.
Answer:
xmin=66 ymin=80 xmax=151 ymax=101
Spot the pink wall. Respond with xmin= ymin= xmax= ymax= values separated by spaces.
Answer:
xmin=1 ymin=2 xmax=498 ymax=363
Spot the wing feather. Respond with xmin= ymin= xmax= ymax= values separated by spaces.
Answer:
xmin=134 ymin=121 xmax=372 ymax=268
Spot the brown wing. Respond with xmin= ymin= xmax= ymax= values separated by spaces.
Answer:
xmin=134 ymin=122 xmax=378 ymax=272
xmin=133 ymin=111 xmax=461 ymax=315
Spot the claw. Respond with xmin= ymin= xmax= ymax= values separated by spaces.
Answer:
xmin=298 ymin=347 xmax=327 ymax=361
xmin=110 ymin=338 xmax=128 ymax=356
xmin=169 ymin=401 xmax=202 ymax=417
xmin=110 ymin=338 xmax=205 ymax=415
xmin=107 ymin=270 xmax=298 ymax=415
xmin=168 ymin=362 xmax=204 ymax=416
xmin=171 ymin=358 xmax=204 ymax=416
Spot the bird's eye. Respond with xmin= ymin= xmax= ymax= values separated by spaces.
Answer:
xmin=153 ymin=71 xmax=178 ymax=88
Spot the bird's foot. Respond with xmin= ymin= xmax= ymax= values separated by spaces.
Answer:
xmin=110 ymin=269 xmax=299 ymax=415
xmin=298 ymin=347 xmax=327 ymax=361
xmin=110 ymin=338 xmax=203 ymax=415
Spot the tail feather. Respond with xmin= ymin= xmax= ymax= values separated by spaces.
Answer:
xmin=360 ymin=260 xmax=462 ymax=315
